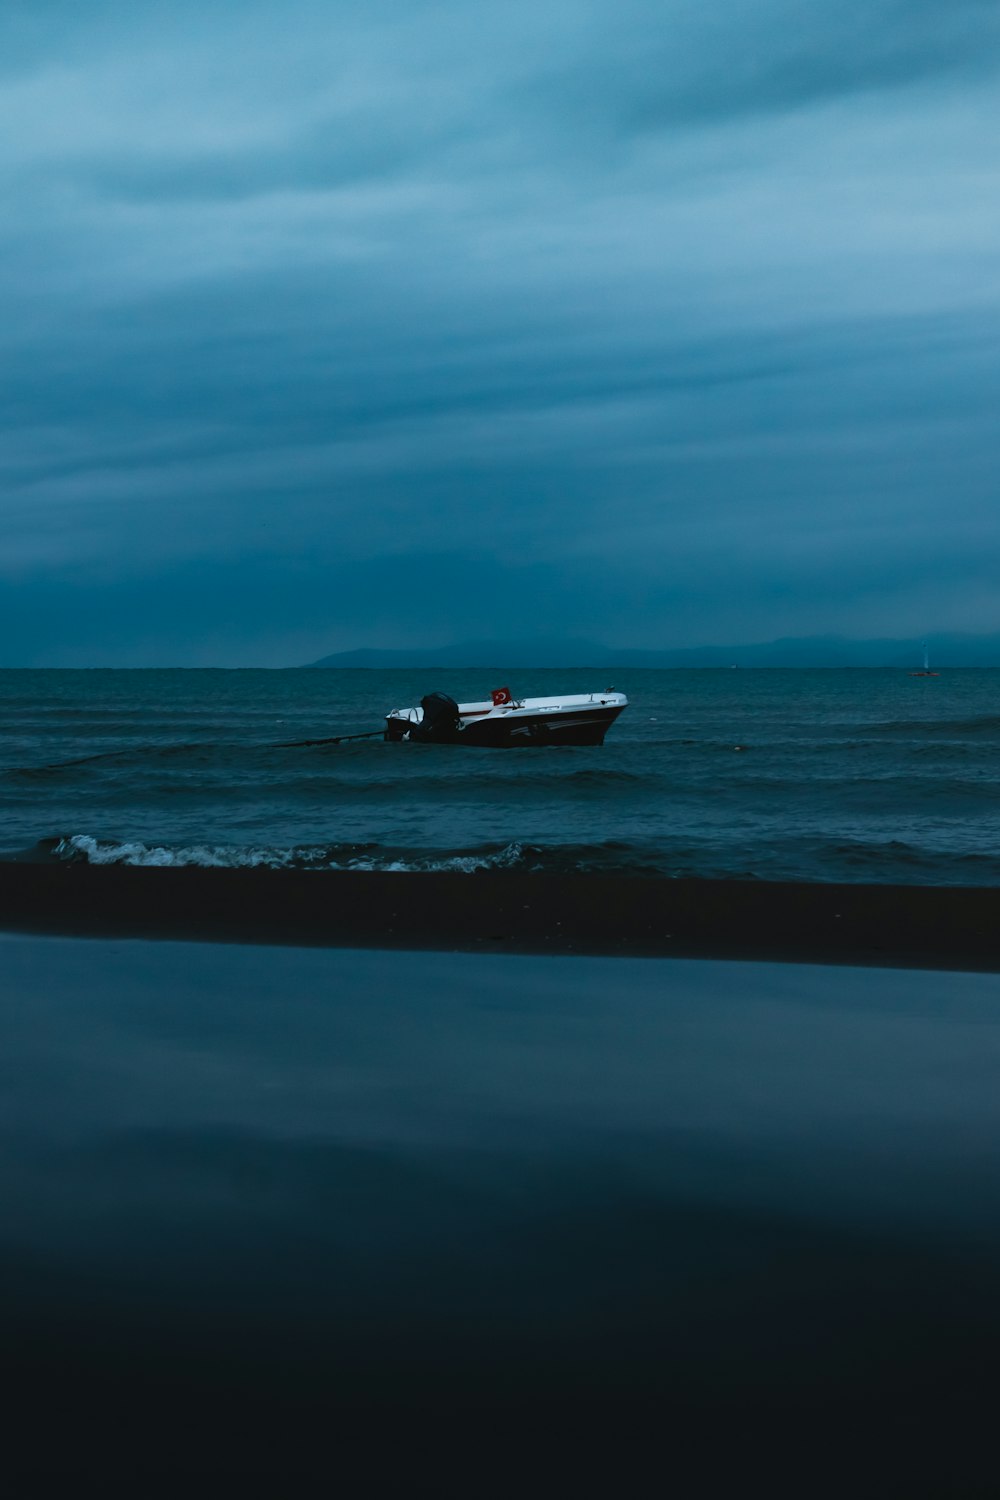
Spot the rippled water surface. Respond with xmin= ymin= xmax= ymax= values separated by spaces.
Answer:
xmin=3 ymin=667 xmax=1000 ymax=883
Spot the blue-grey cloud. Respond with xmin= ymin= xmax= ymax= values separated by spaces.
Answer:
xmin=550 ymin=0 xmax=1000 ymax=135
xmin=1 ymin=0 xmax=999 ymax=662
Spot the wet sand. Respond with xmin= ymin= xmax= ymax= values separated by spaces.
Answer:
xmin=2 ymin=933 xmax=1000 ymax=1492
xmin=3 ymin=860 xmax=1000 ymax=969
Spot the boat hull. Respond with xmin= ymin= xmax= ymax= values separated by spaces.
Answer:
xmin=384 ymin=703 xmax=625 ymax=747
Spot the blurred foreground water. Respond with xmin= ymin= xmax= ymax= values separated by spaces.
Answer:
xmin=3 ymin=934 xmax=1000 ymax=1491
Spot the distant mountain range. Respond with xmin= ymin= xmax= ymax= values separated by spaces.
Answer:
xmin=307 ymin=633 xmax=1000 ymax=668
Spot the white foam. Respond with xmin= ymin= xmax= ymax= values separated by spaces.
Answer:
xmin=52 ymin=834 xmax=538 ymax=874
xmin=54 ymin=834 xmax=304 ymax=869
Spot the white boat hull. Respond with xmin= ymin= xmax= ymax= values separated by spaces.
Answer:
xmin=385 ymin=692 xmax=628 ymax=747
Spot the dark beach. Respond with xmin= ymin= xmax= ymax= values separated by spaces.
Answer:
xmin=5 ymin=859 xmax=1000 ymax=971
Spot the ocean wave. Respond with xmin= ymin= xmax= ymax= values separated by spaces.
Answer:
xmin=16 ymin=830 xmax=1000 ymax=885
xmin=47 ymin=840 xmax=536 ymax=876
xmin=49 ymin=833 xmax=446 ymax=871
xmin=46 ymin=834 xmax=658 ymax=875
xmin=1 ymin=742 xmax=214 ymax=780
xmin=871 ymin=715 xmax=1000 ymax=736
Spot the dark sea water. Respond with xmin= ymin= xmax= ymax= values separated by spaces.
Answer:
xmin=3 ymin=666 xmax=1000 ymax=884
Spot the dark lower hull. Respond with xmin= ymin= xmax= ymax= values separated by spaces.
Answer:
xmin=385 ymin=706 xmax=625 ymax=747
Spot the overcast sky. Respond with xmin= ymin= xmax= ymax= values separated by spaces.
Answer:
xmin=2 ymin=0 xmax=999 ymax=664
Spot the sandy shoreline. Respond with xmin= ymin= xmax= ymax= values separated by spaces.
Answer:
xmin=2 ymin=861 xmax=1000 ymax=969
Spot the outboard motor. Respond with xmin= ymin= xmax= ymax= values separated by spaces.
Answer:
xmin=409 ymin=692 xmax=461 ymax=743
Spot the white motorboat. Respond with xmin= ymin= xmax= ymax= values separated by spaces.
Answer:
xmin=384 ymin=686 xmax=628 ymax=747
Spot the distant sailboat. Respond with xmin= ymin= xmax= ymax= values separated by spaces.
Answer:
xmin=910 ymin=644 xmax=939 ymax=677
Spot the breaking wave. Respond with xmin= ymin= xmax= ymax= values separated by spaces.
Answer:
xmin=44 ymin=834 xmax=659 ymax=876
xmin=30 ymin=831 xmax=1000 ymax=885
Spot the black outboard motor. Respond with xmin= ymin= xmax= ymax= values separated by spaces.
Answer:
xmin=409 ymin=692 xmax=461 ymax=743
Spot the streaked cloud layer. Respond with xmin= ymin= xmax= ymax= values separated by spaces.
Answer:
xmin=2 ymin=0 xmax=998 ymax=663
